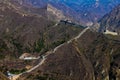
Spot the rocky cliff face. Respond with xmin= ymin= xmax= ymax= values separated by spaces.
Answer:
xmin=47 ymin=4 xmax=66 ymax=22
xmin=47 ymin=2 xmax=81 ymax=25
xmin=99 ymin=5 xmax=120 ymax=34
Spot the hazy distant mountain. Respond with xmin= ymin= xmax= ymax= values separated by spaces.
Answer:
xmin=16 ymin=0 xmax=48 ymax=8
xmin=15 ymin=0 xmax=120 ymax=26
xmin=48 ymin=0 xmax=120 ymax=26
xmin=99 ymin=4 xmax=120 ymax=33
xmin=47 ymin=2 xmax=80 ymax=24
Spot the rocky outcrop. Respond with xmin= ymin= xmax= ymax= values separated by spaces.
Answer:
xmin=99 ymin=5 xmax=120 ymax=34
xmin=47 ymin=4 xmax=66 ymax=22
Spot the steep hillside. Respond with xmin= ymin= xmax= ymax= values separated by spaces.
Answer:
xmin=47 ymin=1 xmax=88 ymax=26
xmin=0 ymin=0 xmax=48 ymax=55
xmin=0 ymin=0 xmax=85 ymax=79
xmin=47 ymin=4 xmax=66 ymax=22
xmin=0 ymin=72 xmax=9 ymax=80
xmin=99 ymin=4 xmax=120 ymax=33
xmin=18 ymin=29 xmax=120 ymax=80
xmin=0 ymin=1 xmax=120 ymax=80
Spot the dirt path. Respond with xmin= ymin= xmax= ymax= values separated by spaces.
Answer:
xmin=10 ymin=27 xmax=90 ymax=80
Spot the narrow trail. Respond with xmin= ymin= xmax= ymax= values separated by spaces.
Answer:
xmin=53 ymin=23 xmax=59 ymax=27
xmin=9 ymin=58 xmax=45 ymax=80
xmin=53 ymin=27 xmax=90 ymax=52
xmin=10 ymin=27 xmax=89 ymax=80
xmin=74 ymin=27 xmax=89 ymax=40
xmin=26 ymin=58 xmax=46 ymax=73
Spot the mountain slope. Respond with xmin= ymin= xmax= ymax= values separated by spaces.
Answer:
xmin=0 ymin=0 xmax=47 ymax=57
xmin=14 ymin=0 xmax=48 ymax=8
xmin=0 ymin=0 xmax=85 ymax=56
xmin=0 ymin=1 xmax=85 ymax=79
xmin=0 ymin=1 xmax=120 ymax=80
xmin=18 ymin=28 xmax=120 ymax=80
xmin=99 ymin=4 xmax=120 ymax=33
xmin=0 ymin=72 xmax=9 ymax=80
xmin=48 ymin=0 xmax=120 ymax=26
xmin=47 ymin=4 xmax=66 ymax=22
xmin=47 ymin=2 xmax=80 ymax=24
xmin=13 ymin=0 xmax=120 ymax=26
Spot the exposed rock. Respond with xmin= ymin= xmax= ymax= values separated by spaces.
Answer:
xmin=99 ymin=5 xmax=120 ymax=34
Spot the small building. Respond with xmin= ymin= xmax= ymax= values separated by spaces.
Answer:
xmin=19 ymin=53 xmax=40 ymax=60
xmin=104 ymin=30 xmax=118 ymax=36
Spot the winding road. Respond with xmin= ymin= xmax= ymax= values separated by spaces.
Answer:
xmin=10 ymin=27 xmax=89 ymax=80
xmin=26 ymin=57 xmax=46 ymax=73
xmin=53 ymin=27 xmax=90 ymax=52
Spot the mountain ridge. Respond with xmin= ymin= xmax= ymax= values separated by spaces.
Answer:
xmin=48 ymin=0 xmax=120 ymax=26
